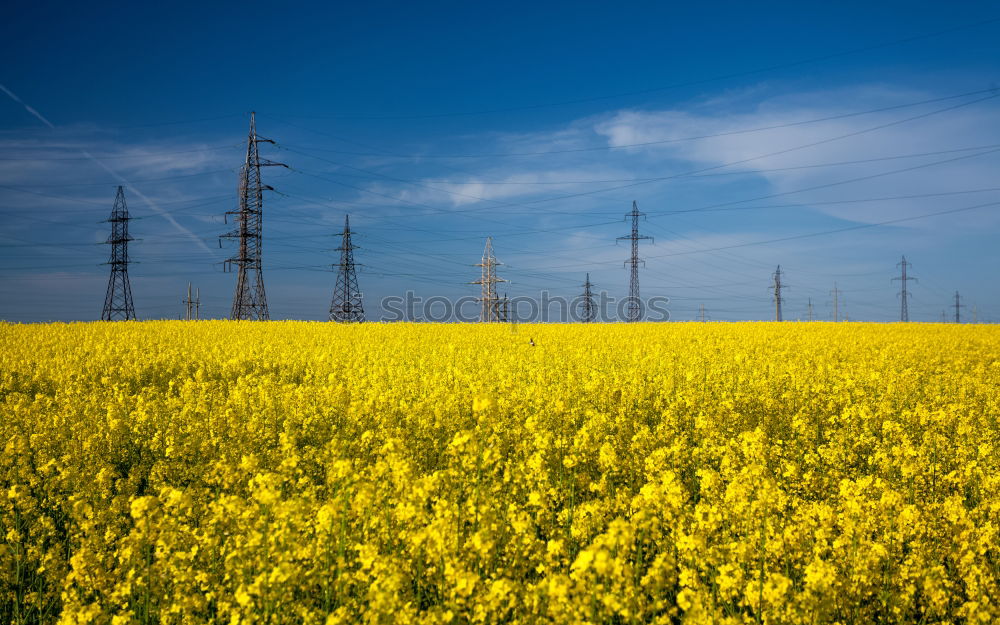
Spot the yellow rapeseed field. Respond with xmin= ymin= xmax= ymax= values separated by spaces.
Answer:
xmin=2 ymin=321 xmax=999 ymax=624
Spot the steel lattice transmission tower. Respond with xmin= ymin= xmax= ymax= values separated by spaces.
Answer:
xmin=183 ymin=283 xmax=200 ymax=321
xmin=329 ymin=215 xmax=365 ymax=322
xmin=580 ymin=273 xmax=597 ymax=322
xmin=617 ymin=201 xmax=652 ymax=322
xmin=830 ymin=282 xmax=842 ymax=322
xmin=221 ymin=112 xmax=285 ymax=320
xmin=953 ymin=290 xmax=964 ymax=323
xmin=472 ymin=237 xmax=507 ymax=322
xmin=101 ymin=186 xmax=136 ymax=321
xmin=771 ymin=265 xmax=785 ymax=321
xmin=806 ymin=297 xmax=814 ymax=321
xmin=892 ymin=255 xmax=916 ymax=322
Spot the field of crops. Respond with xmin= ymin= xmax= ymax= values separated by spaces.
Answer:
xmin=2 ymin=321 xmax=999 ymax=624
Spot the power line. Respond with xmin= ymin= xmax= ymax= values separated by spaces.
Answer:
xmin=0 ymin=143 xmax=241 ymax=162
xmin=264 ymin=16 xmax=1000 ymax=120
xmin=276 ymin=88 xmax=1000 ymax=158
xmin=539 ymin=198 xmax=1000 ymax=270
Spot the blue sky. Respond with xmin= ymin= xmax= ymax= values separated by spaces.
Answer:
xmin=2 ymin=1 xmax=999 ymax=322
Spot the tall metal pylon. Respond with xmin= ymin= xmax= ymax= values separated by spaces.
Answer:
xmin=892 ymin=256 xmax=916 ymax=322
xmin=221 ymin=112 xmax=285 ymax=321
xmin=329 ymin=215 xmax=365 ymax=322
xmin=183 ymin=283 xmax=200 ymax=320
xmin=806 ymin=297 xmax=814 ymax=321
xmin=771 ymin=265 xmax=785 ymax=321
xmin=617 ymin=201 xmax=652 ymax=322
xmin=953 ymin=291 xmax=964 ymax=323
xmin=472 ymin=237 xmax=507 ymax=322
xmin=580 ymin=273 xmax=597 ymax=322
xmin=101 ymin=186 xmax=136 ymax=321
xmin=698 ymin=303 xmax=708 ymax=322
xmin=830 ymin=282 xmax=841 ymax=322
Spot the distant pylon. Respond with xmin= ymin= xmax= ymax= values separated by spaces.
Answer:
xmin=221 ymin=112 xmax=286 ymax=321
xmin=580 ymin=273 xmax=597 ymax=322
xmin=329 ymin=215 xmax=365 ymax=322
xmin=617 ymin=201 xmax=653 ymax=322
xmin=806 ymin=297 xmax=814 ymax=321
xmin=953 ymin=291 xmax=964 ymax=323
xmin=892 ymin=256 xmax=916 ymax=322
xmin=472 ymin=237 xmax=507 ymax=322
xmin=182 ymin=283 xmax=200 ymax=320
xmin=101 ymin=186 xmax=136 ymax=321
xmin=830 ymin=282 xmax=841 ymax=322
xmin=771 ymin=265 xmax=785 ymax=321
xmin=698 ymin=303 xmax=707 ymax=322
xmin=973 ymin=305 xmax=978 ymax=324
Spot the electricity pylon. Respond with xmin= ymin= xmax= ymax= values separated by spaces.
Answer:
xmin=329 ymin=215 xmax=365 ymax=322
xmin=221 ymin=112 xmax=285 ymax=321
xmin=617 ymin=201 xmax=652 ymax=322
xmin=183 ymin=283 xmax=200 ymax=320
xmin=892 ymin=256 xmax=916 ymax=322
xmin=101 ymin=186 xmax=136 ymax=321
xmin=472 ymin=237 xmax=507 ymax=322
xmin=829 ymin=282 xmax=841 ymax=322
xmin=698 ymin=304 xmax=708 ymax=322
xmin=580 ymin=273 xmax=597 ymax=322
xmin=953 ymin=291 xmax=964 ymax=323
xmin=771 ymin=265 xmax=785 ymax=321
xmin=806 ymin=297 xmax=814 ymax=321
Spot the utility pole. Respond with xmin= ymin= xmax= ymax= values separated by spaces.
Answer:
xmin=892 ymin=256 xmax=916 ymax=322
xmin=806 ymin=297 xmax=814 ymax=321
xmin=617 ymin=201 xmax=652 ymax=322
xmin=953 ymin=291 xmax=964 ymax=323
xmin=830 ymin=282 xmax=841 ymax=322
xmin=771 ymin=265 xmax=785 ymax=321
xmin=698 ymin=303 xmax=707 ymax=322
xmin=329 ymin=215 xmax=365 ymax=322
xmin=580 ymin=273 xmax=597 ymax=322
xmin=221 ymin=112 xmax=286 ymax=321
xmin=472 ymin=237 xmax=507 ymax=322
xmin=101 ymin=186 xmax=136 ymax=321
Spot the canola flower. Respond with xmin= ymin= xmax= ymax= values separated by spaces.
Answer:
xmin=1 ymin=320 xmax=999 ymax=624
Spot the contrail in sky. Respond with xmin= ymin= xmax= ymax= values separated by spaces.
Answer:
xmin=1 ymin=83 xmax=217 ymax=256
